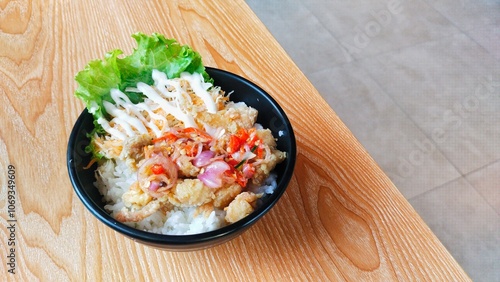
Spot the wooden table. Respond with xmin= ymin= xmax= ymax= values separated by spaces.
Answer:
xmin=0 ymin=0 xmax=471 ymax=280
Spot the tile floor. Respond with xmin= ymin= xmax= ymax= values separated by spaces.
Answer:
xmin=247 ymin=0 xmax=500 ymax=281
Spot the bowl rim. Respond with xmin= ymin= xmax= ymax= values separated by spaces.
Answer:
xmin=67 ymin=67 xmax=296 ymax=247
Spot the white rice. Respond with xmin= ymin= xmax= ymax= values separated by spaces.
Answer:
xmin=95 ymin=159 xmax=277 ymax=235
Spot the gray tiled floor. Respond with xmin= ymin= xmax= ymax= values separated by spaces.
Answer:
xmin=247 ymin=0 xmax=500 ymax=281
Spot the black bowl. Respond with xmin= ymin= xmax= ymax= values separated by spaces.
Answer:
xmin=67 ymin=67 xmax=296 ymax=251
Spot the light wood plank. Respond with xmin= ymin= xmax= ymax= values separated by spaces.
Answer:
xmin=0 ymin=0 xmax=470 ymax=280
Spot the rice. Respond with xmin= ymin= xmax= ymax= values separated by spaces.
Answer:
xmin=87 ymin=71 xmax=286 ymax=235
xmin=74 ymin=35 xmax=287 ymax=235
xmin=95 ymin=158 xmax=277 ymax=235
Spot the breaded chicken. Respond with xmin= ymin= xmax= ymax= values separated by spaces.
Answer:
xmin=119 ymin=133 xmax=153 ymax=168
xmin=198 ymin=102 xmax=258 ymax=133
xmin=224 ymin=192 xmax=261 ymax=223
xmin=252 ymin=150 xmax=286 ymax=185
xmin=122 ymin=181 xmax=153 ymax=209
xmin=213 ymin=183 xmax=243 ymax=209
xmin=115 ymin=200 xmax=162 ymax=223
xmin=256 ymin=129 xmax=277 ymax=148
xmin=175 ymin=155 xmax=201 ymax=177
xmin=168 ymin=179 xmax=215 ymax=207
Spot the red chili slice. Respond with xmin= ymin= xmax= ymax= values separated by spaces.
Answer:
xmin=151 ymin=164 xmax=165 ymax=175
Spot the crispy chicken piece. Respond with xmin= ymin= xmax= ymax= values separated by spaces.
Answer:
xmin=194 ymin=202 xmax=216 ymax=218
xmin=93 ymin=137 xmax=123 ymax=159
xmin=122 ymin=181 xmax=153 ymax=209
xmin=167 ymin=179 xmax=215 ymax=207
xmin=119 ymin=134 xmax=153 ymax=168
xmin=251 ymin=150 xmax=286 ymax=185
xmin=224 ymin=192 xmax=261 ymax=223
xmin=193 ymin=183 xmax=243 ymax=217
xmin=213 ymin=183 xmax=242 ymax=209
xmin=256 ymin=129 xmax=277 ymax=147
xmin=175 ymin=155 xmax=201 ymax=178
xmin=198 ymin=102 xmax=258 ymax=133
xmin=222 ymin=102 xmax=258 ymax=132
xmin=116 ymin=182 xmax=173 ymax=222
xmin=115 ymin=200 xmax=161 ymax=223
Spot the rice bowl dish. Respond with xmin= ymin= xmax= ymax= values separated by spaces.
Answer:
xmin=73 ymin=33 xmax=287 ymax=236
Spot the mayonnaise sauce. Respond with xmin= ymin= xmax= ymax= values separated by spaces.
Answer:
xmin=137 ymin=82 xmax=197 ymax=128
xmin=180 ymin=72 xmax=217 ymax=114
xmin=97 ymin=71 xmax=216 ymax=140
xmin=103 ymin=101 xmax=148 ymax=134
xmin=110 ymin=89 xmax=161 ymax=135
xmin=97 ymin=117 xmax=127 ymax=140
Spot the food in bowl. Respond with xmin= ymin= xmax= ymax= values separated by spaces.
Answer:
xmin=74 ymin=33 xmax=286 ymax=235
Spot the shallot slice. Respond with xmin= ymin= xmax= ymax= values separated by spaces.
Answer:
xmin=149 ymin=181 xmax=161 ymax=192
xmin=197 ymin=160 xmax=230 ymax=188
xmin=138 ymin=154 xmax=178 ymax=197
xmin=192 ymin=150 xmax=215 ymax=167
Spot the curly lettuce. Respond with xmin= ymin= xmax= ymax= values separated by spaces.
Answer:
xmin=74 ymin=32 xmax=210 ymax=159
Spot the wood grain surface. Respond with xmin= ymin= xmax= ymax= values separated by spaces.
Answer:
xmin=0 ymin=0 xmax=471 ymax=280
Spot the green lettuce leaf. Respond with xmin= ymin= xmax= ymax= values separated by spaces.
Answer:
xmin=74 ymin=32 xmax=210 ymax=160
xmin=74 ymin=32 xmax=210 ymax=121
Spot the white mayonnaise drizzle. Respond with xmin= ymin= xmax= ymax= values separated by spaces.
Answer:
xmin=136 ymin=82 xmax=196 ymax=128
xmin=180 ymin=72 xmax=217 ymax=114
xmin=97 ymin=117 xmax=127 ymax=140
xmin=96 ymin=71 xmax=216 ymax=140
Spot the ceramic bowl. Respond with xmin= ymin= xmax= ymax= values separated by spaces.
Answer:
xmin=67 ymin=67 xmax=296 ymax=251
